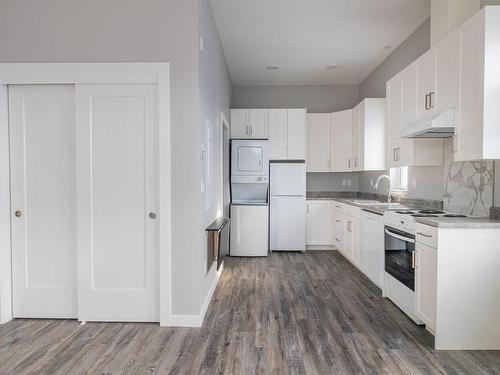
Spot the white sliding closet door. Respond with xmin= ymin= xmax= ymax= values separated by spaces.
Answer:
xmin=76 ymin=84 xmax=158 ymax=322
xmin=10 ymin=85 xmax=77 ymax=318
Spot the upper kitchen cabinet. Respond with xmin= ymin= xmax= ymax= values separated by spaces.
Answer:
xmin=268 ymin=108 xmax=306 ymax=160
xmin=331 ymin=109 xmax=353 ymax=172
xmin=230 ymin=109 xmax=268 ymax=139
xmin=386 ymin=75 xmax=444 ymax=168
xmin=454 ymin=7 xmax=500 ymax=161
xmin=287 ymin=109 xmax=307 ymax=159
xmin=401 ymin=62 xmax=418 ymax=130
xmin=306 ymin=113 xmax=331 ymax=172
xmin=352 ymin=99 xmax=386 ymax=171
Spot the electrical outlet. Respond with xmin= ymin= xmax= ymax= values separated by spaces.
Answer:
xmin=342 ymin=179 xmax=347 ymax=187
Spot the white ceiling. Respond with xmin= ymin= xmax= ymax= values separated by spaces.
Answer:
xmin=210 ymin=0 xmax=430 ymax=86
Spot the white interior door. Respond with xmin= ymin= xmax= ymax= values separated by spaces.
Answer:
xmin=76 ymin=84 xmax=158 ymax=322
xmin=10 ymin=85 xmax=77 ymax=318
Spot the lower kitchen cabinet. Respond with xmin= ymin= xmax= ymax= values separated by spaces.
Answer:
xmin=305 ymin=200 xmax=333 ymax=246
xmin=345 ymin=218 xmax=360 ymax=266
xmin=415 ymin=241 xmax=437 ymax=333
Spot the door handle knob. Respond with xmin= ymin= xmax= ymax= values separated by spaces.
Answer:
xmin=149 ymin=212 xmax=157 ymax=219
xmin=14 ymin=210 xmax=22 ymax=217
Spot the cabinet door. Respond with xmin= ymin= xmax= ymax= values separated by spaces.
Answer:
xmin=417 ymin=49 xmax=436 ymax=120
xmin=348 ymin=218 xmax=360 ymax=266
xmin=386 ymin=76 xmax=402 ymax=168
xmin=306 ymin=113 xmax=331 ymax=172
xmin=401 ymin=63 xmax=418 ymax=129
xmin=248 ymin=109 xmax=268 ymax=139
xmin=435 ymin=34 xmax=457 ymax=114
xmin=305 ymin=201 xmax=333 ymax=245
xmin=344 ymin=218 xmax=354 ymax=260
xmin=455 ymin=17 xmax=483 ymax=161
xmin=268 ymin=109 xmax=287 ymax=160
xmin=415 ymin=242 xmax=437 ymax=332
xmin=352 ymin=102 xmax=363 ymax=171
xmin=332 ymin=109 xmax=353 ymax=172
xmin=287 ymin=109 xmax=306 ymax=159
xmin=230 ymin=109 xmax=249 ymax=139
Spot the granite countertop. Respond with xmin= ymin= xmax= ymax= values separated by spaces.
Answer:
xmin=415 ymin=216 xmax=500 ymax=229
xmin=307 ymin=196 xmax=417 ymax=215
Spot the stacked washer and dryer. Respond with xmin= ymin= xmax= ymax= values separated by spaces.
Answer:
xmin=229 ymin=140 xmax=270 ymax=256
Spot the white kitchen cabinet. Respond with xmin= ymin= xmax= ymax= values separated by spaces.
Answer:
xmin=344 ymin=218 xmax=360 ymax=266
xmin=415 ymin=242 xmax=438 ymax=333
xmin=306 ymin=113 xmax=331 ymax=172
xmin=401 ymin=62 xmax=418 ymax=130
xmin=453 ymin=8 xmax=500 ymax=161
xmin=268 ymin=109 xmax=287 ymax=159
xmin=416 ymin=35 xmax=457 ymax=123
xmin=268 ymin=108 xmax=306 ymax=160
xmin=352 ymin=99 xmax=386 ymax=171
xmin=386 ymin=76 xmax=444 ymax=168
xmin=305 ymin=200 xmax=333 ymax=246
xmin=230 ymin=109 xmax=249 ymax=138
xmin=287 ymin=109 xmax=306 ymax=159
xmin=431 ymin=0 xmax=479 ymax=47
xmin=230 ymin=109 xmax=268 ymax=139
xmin=331 ymin=109 xmax=353 ymax=172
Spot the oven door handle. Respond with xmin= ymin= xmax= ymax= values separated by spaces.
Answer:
xmin=385 ymin=228 xmax=415 ymax=244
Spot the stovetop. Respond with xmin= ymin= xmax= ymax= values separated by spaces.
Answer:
xmin=384 ymin=209 xmax=468 ymax=233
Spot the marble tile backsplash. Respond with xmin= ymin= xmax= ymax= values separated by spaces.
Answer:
xmin=443 ymin=140 xmax=494 ymax=216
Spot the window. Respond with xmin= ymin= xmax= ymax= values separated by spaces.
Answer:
xmin=390 ymin=167 xmax=408 ymax=191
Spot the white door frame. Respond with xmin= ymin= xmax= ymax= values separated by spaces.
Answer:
xmin=0 ymin=63 xmax=172 ymax=326
xmin=220 ymin=111 xmax=230 ymax=217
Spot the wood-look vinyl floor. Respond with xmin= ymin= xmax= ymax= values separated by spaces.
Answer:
xmin=1 ymin=251 xmax=499 ymax=374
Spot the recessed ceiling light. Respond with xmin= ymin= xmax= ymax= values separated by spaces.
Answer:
xmin=266 ymin=65 xmax=279 ymax=70
xmin=384 ymin=45 xmax=392 ymax=50
xmin=326 ymin=64 xmax=340 ymax=69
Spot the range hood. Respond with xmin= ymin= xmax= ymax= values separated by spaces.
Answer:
xmin=399 ymin=108 xmax=455 ymax=139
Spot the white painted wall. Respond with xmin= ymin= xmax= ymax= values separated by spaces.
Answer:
xmin=0 ymin=0 xmax=231 ymax=318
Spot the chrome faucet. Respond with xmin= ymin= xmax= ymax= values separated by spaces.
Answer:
xmin=373 ymin=174 xmax=392 ymax=203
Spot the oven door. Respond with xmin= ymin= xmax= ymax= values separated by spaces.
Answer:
xmin=384 ymin=226 xmax=416 ymax=291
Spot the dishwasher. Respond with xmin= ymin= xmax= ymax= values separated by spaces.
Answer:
xmin=360 ymin=210 xmax=384 ymax=288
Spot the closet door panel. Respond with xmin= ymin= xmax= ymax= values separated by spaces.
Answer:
xmin=76 ymin=84 xmax=158 ymax=322
xmin=10 ymin=85 xmax=77 ymax=318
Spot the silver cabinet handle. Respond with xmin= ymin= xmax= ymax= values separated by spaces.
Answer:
xmin=412 ymin=251 xmax=416 ymax=269
xmin=417 ymin=232 xmax=432 ymax=238
xmin=245 ymin=125 xmax=249 ymax=135
xmin=249 ymin=125 xmax=253 ymax=136
xmin=348 ymin=159 xmax=351 ymax=169
xmin=306 ymin=204 xmax=309 ymax=213
xmin=425 ymin=93 xmax=429 ymax=110
xmin=429 ymin=92 xmax=435 ymax=109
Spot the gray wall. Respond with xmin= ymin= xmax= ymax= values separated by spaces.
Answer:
xmin=359 ymin=18 xmax=431 ymax=99
xmin=232 ymin=85 xmax=359 ymax=113
xmin=198 ymin=0 xmax=232 ymax=305
xmin=0 ymin=0 xmax=230 ymax=316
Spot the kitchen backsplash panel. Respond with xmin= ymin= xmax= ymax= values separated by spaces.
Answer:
xmin=443 ymin=139 xmax=494 ymax=216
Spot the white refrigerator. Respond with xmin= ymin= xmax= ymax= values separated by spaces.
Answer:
xmin=270 ymin=162 xmax=306 ymax=252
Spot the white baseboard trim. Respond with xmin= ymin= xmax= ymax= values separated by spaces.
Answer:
xmin=165 ymin=262 xmax=224 ymax=328
xmin=306 ymin=245 xmax=335 ymax=251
